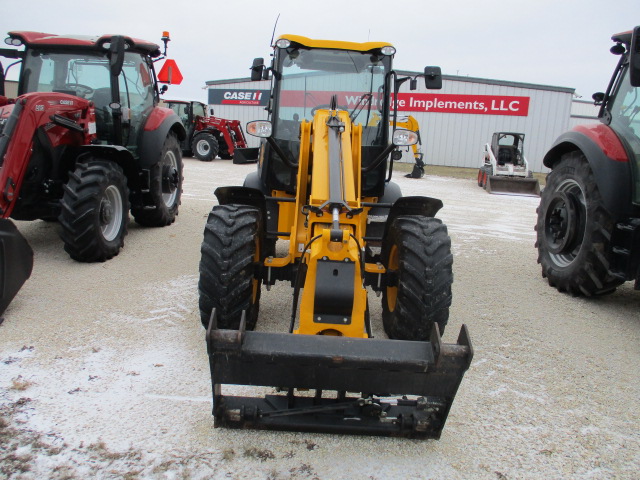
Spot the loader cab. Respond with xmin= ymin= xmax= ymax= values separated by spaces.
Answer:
xmin=257 ymin=36 xmax=395 ymax=196
xmin=491 ymin=132 xmax=525 ymax=166
xmin=7 ymin=32 xmax=162 ymax=154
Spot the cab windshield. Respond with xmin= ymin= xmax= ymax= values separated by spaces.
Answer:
xmin=274 ymin=47 xmax=391 ymax=147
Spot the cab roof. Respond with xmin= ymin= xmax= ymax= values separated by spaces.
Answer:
xmin=611 ymin=29 xmax=633 ymax=45
xmin=277 ymin=34 xmax=393 ymax=53
xmin=6 ymin=31 xmax=161 ymax=57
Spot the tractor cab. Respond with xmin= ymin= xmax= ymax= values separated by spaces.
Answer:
xmin=2 ymin=31 xmax=167 ymax=153
xmin=162 ymin=99 xmax=207 ymax=151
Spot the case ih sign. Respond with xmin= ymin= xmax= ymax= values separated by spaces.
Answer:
xmin=209 ymin=89 xmax=269 ymax=106
xmin=208 ymin=89 xmax=530 ymax=116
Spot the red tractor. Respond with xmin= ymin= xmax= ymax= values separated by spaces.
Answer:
xmin=0 ymin=31 xmax=186 ymax=314
xmin=536 ymin=26 xmax=640 ymax=295
xmin=162 ymin=99 xmax=248 ymax=161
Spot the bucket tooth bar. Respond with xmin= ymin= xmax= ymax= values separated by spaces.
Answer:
xmin=205 ymin=309 xmax=473 ymax=439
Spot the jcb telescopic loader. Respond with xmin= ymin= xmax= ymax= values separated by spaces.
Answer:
xmin=198 ymin=35 xmax=473 ymax=439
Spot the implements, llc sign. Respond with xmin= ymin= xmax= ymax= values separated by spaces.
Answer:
xmin=209 ymin=89 xmax=269 ymax=106
xmin=393 ymin=93 xmax=530 ymax=116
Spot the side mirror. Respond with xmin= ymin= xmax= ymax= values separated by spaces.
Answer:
xmin=251 ymin=57 xmax=265 ymax=81
xmin=630 ymin=26 xmax=640 ymax=87
xmin=423 ymin=66 xmax=442 ymax=90
xmin=160 ymin=84 xmax=168 ymax=95
xmin=109 ymin=36 xmax=126 ymax=77
xmin=209 ymin=108 xmax=215 ymax=116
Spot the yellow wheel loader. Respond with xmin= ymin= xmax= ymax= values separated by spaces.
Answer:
xmin=198 ymin=35 xmax=473 ymax=439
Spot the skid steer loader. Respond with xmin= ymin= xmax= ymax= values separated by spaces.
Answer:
xmin=198 ymin=35 xmax=473 ymax=439
xmin=478 ymin=132 xmax=540 ymax=195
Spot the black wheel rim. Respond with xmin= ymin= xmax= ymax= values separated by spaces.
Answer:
xmin=544 ymin=179 xmax=586 ymax=266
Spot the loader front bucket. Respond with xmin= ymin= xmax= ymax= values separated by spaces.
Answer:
xmin=205 ymin=310 xmax=473 ymax=439
xmin=0 ymin=219 xmax=33 ymax=317
xmin=485 ymin=175 xmax=540 ymax=196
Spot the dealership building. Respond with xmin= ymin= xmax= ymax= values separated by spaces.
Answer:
xmin=205 ymin=72 xmax=599 ymax=173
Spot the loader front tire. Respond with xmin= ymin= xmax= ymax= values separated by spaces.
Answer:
xmin=535 ymin=151 xmax=623 ymax=295
xmin=192 ymin=132 xmax=219 ymax=161
xmin=59 ymin=160 xmax=129 ymax=262
xmin=132 ymin=132 xmax=183 ymax=227
xmin=198 ymin=204 xmax=262 ymax=329
xmin=381 ymin=216 xmax=453 ymax=339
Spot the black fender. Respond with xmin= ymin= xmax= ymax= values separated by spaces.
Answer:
xmin=214 ymin=186 xmax=267 ymax=219
xmin=543 ymin=130 xmax=633 ymax=219
xmin=138 ymin=113 xmax=186 ymax=169
xmin=381 ymin=195 xmax=444 ymax=243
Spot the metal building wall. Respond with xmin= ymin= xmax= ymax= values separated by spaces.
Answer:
xmin=402 ymin=76 xmax=573 ymax=172
xmin=568 ymin=99 xmax=600 ymax=129
xmin=206 ymin=74 xmax=574 ymax=172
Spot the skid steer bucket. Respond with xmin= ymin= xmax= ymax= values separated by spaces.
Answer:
xmin=486 ymin=175 xmax=540 ymax=196
xmin=206 ymin=310 xmax=473 ymax=439
xmin=0 ymin=219 xmax=33 ymax=317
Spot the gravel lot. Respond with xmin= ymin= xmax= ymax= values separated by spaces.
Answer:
xmin=1 ymin=157 xmax=639 ymax=479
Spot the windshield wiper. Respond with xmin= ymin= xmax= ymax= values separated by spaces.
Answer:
xmin=350 ymin=93 xmax=372 ymax=123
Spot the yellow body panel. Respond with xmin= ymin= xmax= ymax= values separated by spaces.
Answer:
xmin=278 ymin=34 xmax=393 ymax=53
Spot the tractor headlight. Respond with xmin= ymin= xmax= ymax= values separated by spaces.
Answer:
xmin=380 ymin=46 xmax=396 ymax=56
xmin=276 ymin=39 xmax=291 ymax=49
xmin=5 ymin=37 xmax=22 ymax=46
xmin=392 ymin=128 xmax=418 ymax=146
xmin=246 ymin=120 xmax=273 ymax=138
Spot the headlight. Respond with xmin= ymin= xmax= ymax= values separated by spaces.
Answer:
xmin=246 ymin=120 xmax=273 ymax=138
xmin=275 ymin=39 xmax=291 ymax=49
xmin=392 ymin=128 xmax=418 ymax=146
xmin=380 ymin=46 xmax=396 ymax=56
xmin=5 ymin=37 xmax=23 ymax=46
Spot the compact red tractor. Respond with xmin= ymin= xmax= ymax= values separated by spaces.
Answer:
xmin=0 ymin=31 xmax=186 ymax=258
xmin=162 ymin=99 xmax=248 ymax=161
xmin=0 ymin=31 xmax=186 ymax=314
xmin=536 ymin=26 xmax=640 ymax=295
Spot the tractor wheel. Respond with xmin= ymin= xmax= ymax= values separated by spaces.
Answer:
xmin=59 ymin=160 xmax=129 ymax=262
xmin=192 ymin=132 xmax=219 ymax=161
xmin=132 ymin=133 xmax=183 ymax=227
xmin=381 ymin=216 xmax=453 ymax=340
xmin=198 ymin=204 xmax=262 ymax=329
xmin=535 ymin=151 xmax=623 ymax=295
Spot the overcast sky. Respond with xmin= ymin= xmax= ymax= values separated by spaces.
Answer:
xmin=2 ymin=0 xmax=639 ymax=102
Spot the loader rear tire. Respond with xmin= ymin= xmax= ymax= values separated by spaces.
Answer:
xmin=132 ymin=132 xmax=183 ymax=227
xmin=535 ymin=151 xmax=623 ymax=295
xmin=192 ymin=132 xmax=219 ymax=161
xmin=381 ymin=216 xmax=453 ymax=339
xmin=59 ymin=159 xmax=129 ymax=262
xmin=198 ymin=204 xmax=262 ymax=329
